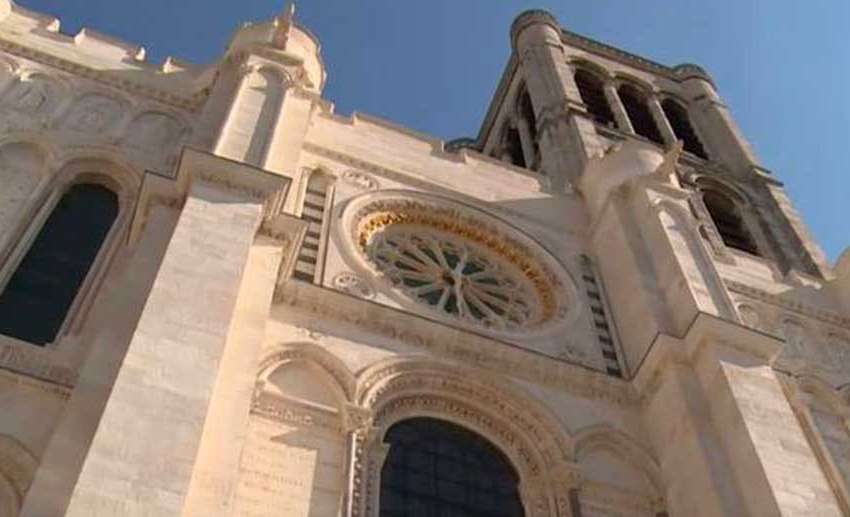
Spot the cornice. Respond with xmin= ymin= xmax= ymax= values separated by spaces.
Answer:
xmin=273 ymin=281 xmax=635 ymax=407
xmin=726 ymin=279 xmax=850 ymax=329
xmin=0 ymin=339 xmax=75 ymax=394
xmin=559 ymin=30 xmax=716 ymax=89
xmin=0 ymin=38 xmax=208 ymax=111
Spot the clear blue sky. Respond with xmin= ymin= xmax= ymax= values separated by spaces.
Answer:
xmin=20 ymin=0 xmax=850 ymax=263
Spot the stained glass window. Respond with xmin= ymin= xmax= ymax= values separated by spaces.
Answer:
xmin=380 ymin=418 xmax=524 ymax=517
xmin=0 ymin=183 xmax=118 ymax=345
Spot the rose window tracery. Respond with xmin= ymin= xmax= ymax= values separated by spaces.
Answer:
xmin=369 ymin=227 xmax=536 ymax=329
xmin=343 ymin=193 xmax=574 ymax=335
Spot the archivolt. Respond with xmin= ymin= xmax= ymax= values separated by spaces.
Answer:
xmin=258 ymin=341 xmax=356 ymax=403
xmin=0 ymin=434 xmax=37 ymax=514
xmin=353 ymin=356 xmax=575 ymax=516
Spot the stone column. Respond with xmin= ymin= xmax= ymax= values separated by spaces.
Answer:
xmin=516 ymin=116 xmax=538 ymax=170
xmin=676 ymin=67 xmax=759 ymax=172
xmin=647 ymin=95 xmax=677 ymax=146
xmin=603 ymin=83 xmax=633 ymax=134
xmin=512 ymin=10 xmax=605 ymax=189
xmin=213 ymin=63 xmax=289 ymax=167
xmin=61 ymin=150 xmax=287 ymax=517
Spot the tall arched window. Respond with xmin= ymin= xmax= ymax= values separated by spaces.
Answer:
xmin=515 ymin=86 xmax=539 ymax=170
xmin=702 ymin=189 xmax=760 ymax=255
xmin=0 ymin=183 xmax=118 ymax=345
xmin=574 ymin=69 xmax=614 ymax=126
xmin=380 ymin=417 xmax=524 ymax=516
xmin=618 ymin=84 xmax=663 ymax=144
xmin=503 ymin=125 xmax=525 ymax=168
xmin=661 ymin=99 xmax=708 ymax=159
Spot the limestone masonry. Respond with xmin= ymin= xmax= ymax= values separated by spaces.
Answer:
xmin=0 ymin=2 xmax=847 ymax=516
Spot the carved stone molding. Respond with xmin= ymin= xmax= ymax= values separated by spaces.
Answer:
xmin=331 ymin=271 xmax=375 ymax=299
xmin=0 ymin=340 xmax=76 ymax=389
xmin=250 ymin=391 xmax=341 ymax=431
xmin=351 ymin=361 xmax=573 ymax=516
xmin=726 ymin=280 xmax=850 ymax=329
xmin=0 ymin=39 xmax=205 ymax=111
xmin=340 ymin=169 xmax=379 ymax=191
xmin=340 ymin=190 xmax=577 ymax=339
xmin=276 ymin=281 xmax=634 ymax=407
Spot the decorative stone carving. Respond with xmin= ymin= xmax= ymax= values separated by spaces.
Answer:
xmin=340 ymin=191 xmax=577 ymax=338
xmin=351 ymin=361 xmax=573 ymax=517
xmin=331 ymin=271 xmax=375 ymax=299
xmin=61 ymin=93 xmax=125 ymax=134
xmin=737 ymin=304 xmax=762 ymax=330
xmin=125 ymin=111 xmax=185 ymax=152
xmin=341 ymin=169 xmax=379 ymax=191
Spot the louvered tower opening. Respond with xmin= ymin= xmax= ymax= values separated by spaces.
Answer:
xmin=574 ymin=69 xmax=615 ymax=127
xmin=618 ymin=84 xmax=664 ymax=144
xmin=293 ymin=171 xmax=334 ymax=283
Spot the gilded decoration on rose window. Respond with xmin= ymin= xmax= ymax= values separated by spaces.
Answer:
xmin=349 ymin=198 xmax=568 ymax=332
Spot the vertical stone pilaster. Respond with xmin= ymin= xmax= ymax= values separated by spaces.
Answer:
xmin=693 ymin=338 xmax=844 ymax=516
xmin=62 ymin=151 xmax=287 ymax=517
xmin=648 ymin=95 xmax=677 ymax=147
xmin=180 ymin=215 xmax=304 ymax=516
xmin=20 ymin=202 xmax=181 ymax=517
xmin=604 ymin=83 xmax=632 ymax=134
xmin=641 ymin=357 xmax=747 ymax=517
xmin=512 ymin=11 xmax=604 ymax=189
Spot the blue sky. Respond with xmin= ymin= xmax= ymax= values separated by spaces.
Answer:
xmin=20 ymin=0 xmax=850 ymax=262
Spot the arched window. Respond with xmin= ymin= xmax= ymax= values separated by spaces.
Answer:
xmin=0 ymin=183 xmax=118 ymax=345
xmin=702 ymin=190 xmax=760 ymax=255
xmin=503 ymin=125 xmax=525 ymax=168
xmin=380 ymin=417 xmax=524 ymax=516
xmin=574 ymin=69 xmax=614 ymax=126
xmin=618 ymin=84 xmax=663 ymax=144
xmin=661 ymin=99 xmax=708 ymax=159
xmin=515 ymin=86 xmax=539 ymax=170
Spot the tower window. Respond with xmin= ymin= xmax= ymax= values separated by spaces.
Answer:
xmin=618 ymin=84 xmax=663 ymax=144
xmin=515 ymin=86 xmax=539 ymax=170
xmin=0 ymin=183 xmax=118 ymax=345
xmin=574 ymin=69 xmax=615 ymax=126
xmin=661 ymin=99 xmax=708 ymax=159
xmin=380 ymin=417 xmax=523 ymax=517
xmin=504 ymin=126 xmax=525 ymax=168
xmin=702 ymin=190 xmax=760 ymax=255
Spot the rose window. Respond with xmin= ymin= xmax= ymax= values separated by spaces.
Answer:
xmin=368 ymin=228 xmax=536 ymax=329
xmin=344 ymin=194 xmax=571 ymax=335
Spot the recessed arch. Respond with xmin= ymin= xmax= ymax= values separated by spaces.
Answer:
xmin=352 ymin=357 xmax=574 ymax=517
xmin=660 ymin=97 xmax=707 ymax=159
xmin=572 ymin=65 xmax=615 ymax=126
xmin=258 ymin=341 xmax=356 ymax=404
xmin=617 ymin=82 xmax=663 ymax=144
xmin=0 ymin=434 xmax=37 ymax=516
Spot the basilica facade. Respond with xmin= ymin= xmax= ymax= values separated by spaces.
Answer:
xmin=0 ymin=2 xmax=848 ymax=516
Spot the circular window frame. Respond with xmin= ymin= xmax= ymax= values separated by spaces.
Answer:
xmin=337 ymin=191 xmax=577 ymax=338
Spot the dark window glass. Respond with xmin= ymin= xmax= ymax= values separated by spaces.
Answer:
xmin=380 ymin=417 xmax=524 ymax=517
xmin=702 ymin=190 xmax=760 ymax=255
xmin=0 ymin=183 xmax=118 ymax=345
xmin=618 ymin=85 xmax=663 ymax=144
xmin=574 ymin=69 xmax=615 ymax=126
xmin=505 ymin=127 xmax=526 ymax=168
xmin=518 ymin=89 xmax=537 ymax=143
xmin=661 ymin=99 xmax=708 ymax=159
